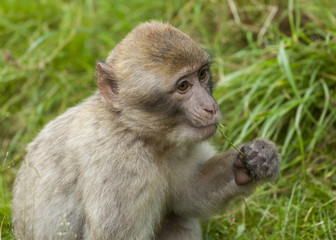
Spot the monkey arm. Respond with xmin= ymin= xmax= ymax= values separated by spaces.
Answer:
xmin=172 ymin=149 xmax=253 ymax=218
xmin=172 ymin=139 xmax=280 ymax=218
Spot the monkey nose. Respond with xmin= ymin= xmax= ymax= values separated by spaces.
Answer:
xmin=202 ymin=103 xmax=222 ymax=122
xmin=203 ymin=108 xmax=214 ymax=115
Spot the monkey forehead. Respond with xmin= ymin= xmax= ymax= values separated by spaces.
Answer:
xmin=109 ymin=21 xmax=210 ymax=78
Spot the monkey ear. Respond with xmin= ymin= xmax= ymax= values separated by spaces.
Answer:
xmin=97 ymin=62 xmax=121 ymax=108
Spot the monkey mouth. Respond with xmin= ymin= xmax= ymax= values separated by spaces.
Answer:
xmin=194 ymin=123 xmax=217 ymax=129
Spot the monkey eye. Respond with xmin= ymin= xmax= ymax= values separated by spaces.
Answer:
xmin=177 ymin=81 xmax=190 ymax=93
xmin=199 ymin=69 xmax=208 ymax=81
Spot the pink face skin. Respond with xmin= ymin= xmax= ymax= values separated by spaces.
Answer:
xmin=172 ymin=66 xmax=221 ymax=140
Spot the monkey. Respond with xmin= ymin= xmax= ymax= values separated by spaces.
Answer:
xmin=12 ymin=21 xmax=280 ymax=240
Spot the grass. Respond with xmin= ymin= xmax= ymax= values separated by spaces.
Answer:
xmin=1 ymin=0 xmax=336 ymax=239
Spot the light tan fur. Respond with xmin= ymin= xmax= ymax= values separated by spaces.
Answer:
xmin=12 ymin=21 xmax=280 ymax=240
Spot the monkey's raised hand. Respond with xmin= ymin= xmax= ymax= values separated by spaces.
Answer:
xmin=233 ymin=139 xmax=280 ymax=185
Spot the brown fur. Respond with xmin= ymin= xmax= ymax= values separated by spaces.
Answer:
xmin=12 ymin=21 xmax=280 ymax=240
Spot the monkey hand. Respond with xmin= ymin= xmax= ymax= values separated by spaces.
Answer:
xmin=233 ymin=139 xmax=280 ymax=185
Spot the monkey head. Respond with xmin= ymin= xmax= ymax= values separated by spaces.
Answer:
xmin=97 ymin=21 xmax=221 ymax=144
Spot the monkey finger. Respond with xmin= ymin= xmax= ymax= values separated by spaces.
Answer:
xmin=234 ymin=155 xmax=246 ymax=168
xmin=240 ymin=145 xmax=251 ymax=155
xmin=234 ymin=168 xmax=253 ymax=185
xmin=246 ymin=151 xmax=259 ymax=161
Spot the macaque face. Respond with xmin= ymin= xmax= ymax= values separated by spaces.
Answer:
xmin=112 ymin=62 xmax=221 ymax=143
xmin=123 ymin=62 xmax=222 ymax=142
xmin=169 ymin=64 xmax=222 ymax=141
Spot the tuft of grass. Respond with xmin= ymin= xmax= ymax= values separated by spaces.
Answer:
xmin=1 ymin=0 xmax=336 ymax=239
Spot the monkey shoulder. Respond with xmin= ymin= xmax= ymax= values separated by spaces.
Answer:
xmin=21 ymin=95 xmax=106 ymax=175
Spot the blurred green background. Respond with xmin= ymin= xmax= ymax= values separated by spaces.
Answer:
xmin=1 ymin=0 xmax=335 ymax=239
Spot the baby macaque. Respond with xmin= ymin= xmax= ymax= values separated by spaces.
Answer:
xmin=12 ymin=21 xmax=280 ymax=240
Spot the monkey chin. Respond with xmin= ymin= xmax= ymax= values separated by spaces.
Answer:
xmin=168 ymin=123 xmax=217 ymax=144
xmin=193 ymin=124 xmax=218 ymax=140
